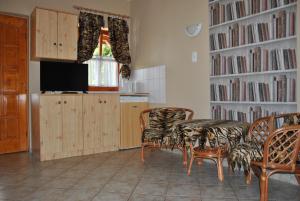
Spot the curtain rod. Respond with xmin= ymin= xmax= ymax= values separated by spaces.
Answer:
xmin=73 ymin=5 xmax=130 ymax=19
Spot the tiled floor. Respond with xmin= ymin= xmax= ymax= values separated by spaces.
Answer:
xmin=0 ymin=149 xmax=299 ymax=201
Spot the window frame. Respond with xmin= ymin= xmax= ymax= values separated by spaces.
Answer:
xmin=88 ymin=29 xmax=119 ymax=92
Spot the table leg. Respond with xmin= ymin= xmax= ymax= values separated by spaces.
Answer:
xmin=217 ymin=156 xmax=224 ymax=182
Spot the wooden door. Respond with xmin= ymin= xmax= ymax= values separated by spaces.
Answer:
xmin=0 ymin=14 xmax=28 ymax=154
xmin=121 ymin=102 xmax=148 ymax=149
xmin=34 ymin=8 xmax=58 ymax=59
xmin=101 ymin=94 xmax=120 ymax=152
xmin=40 ymin=95 xmax=62 ymax=159
xmin=57 ymin=12 xmax=78 ymax=60
xmin=61 ymin=95 xmax=83 ymax=155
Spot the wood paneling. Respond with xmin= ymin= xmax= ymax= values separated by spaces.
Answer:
xmin=61 ymin=96 xmax=83 ymax=154
xmin=3 ymin=95 xmax=19 ymax=116
xmin=120 ymin=102 xmax=148 ymax=149
xmin=57 ymin=12 xmax=78 ymax=60
xmin=101 ymin=94 xmax=120 ymax=152
xmin=40 ymin=95 xmax=63 ymax=160
xmin=0 ymin=14 xmax=28 ymax=154
xmin=82 ymin=95 xmax=98 ymax=155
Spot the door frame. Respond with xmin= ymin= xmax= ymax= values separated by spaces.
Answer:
xmin=0 ymin=11 xmax=29 ymax=152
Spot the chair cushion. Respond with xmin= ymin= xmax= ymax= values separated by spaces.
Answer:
xmin=164 ymin=109 xmax=186 ymax=132
xmin=149 ymin=108 xmax=186 ymax=132
xmin=149 ymin=109 xmax=166 ymax=131
xmin=146 ymin=108 xmax=187 ymax=145
xmin=142 ymin=128 xmax=164 ymax=143
xmin=229 ymin=143 xmax=263 ymax=172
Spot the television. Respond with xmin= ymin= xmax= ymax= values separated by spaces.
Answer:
xmin=40 ymin=61 xmax=88 ymax=92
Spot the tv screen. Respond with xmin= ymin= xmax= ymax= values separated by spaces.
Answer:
xmin=40 ymin=61 xmax=88 ymax=92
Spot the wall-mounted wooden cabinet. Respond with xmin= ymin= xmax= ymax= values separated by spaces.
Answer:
xmin=31 ymin=93 xmax=120 ymax=161
xmin=31 ymin=8 xmax=78 ymax=61
xmin=120 ymin=101 xmax=149 ymax=149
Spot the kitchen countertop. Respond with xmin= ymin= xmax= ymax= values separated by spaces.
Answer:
xmin=119 ymin=93 xmax=149 ymax=96
xmin=34 ymin=92 xmax=149 ymax=96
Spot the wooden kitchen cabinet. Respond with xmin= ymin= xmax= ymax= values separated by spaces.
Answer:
xmin=120 ymin=102 xmax=149 ymax=149
xmin=83 ymin=94 xmax=120 ymax=155
xmin=31 ymin=7 xmax=78 ymax=60
xmin=32 ymin=94 xmax=83 ymax=161
xmin=32 ymin=93 xmax=120 ymax=161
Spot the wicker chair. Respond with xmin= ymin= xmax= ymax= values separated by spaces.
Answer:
xmin=230 ymin=116 xmax=275 ymax=184
xmin=229 ymin=113 xmax=300 ymax=200
xmin=251 ymin=126 xmax=300 ymax=201
xmin=140 ymin=107 xmax=194 ymax=164
xmin=229 ymin=113 xmax=300 ymax=184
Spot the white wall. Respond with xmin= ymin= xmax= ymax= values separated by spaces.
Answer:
xmin=130 ymin=0 xmax=211 ymax=118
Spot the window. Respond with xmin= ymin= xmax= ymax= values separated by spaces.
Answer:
xmin=84 ymin=28 xmax=119 ymax=91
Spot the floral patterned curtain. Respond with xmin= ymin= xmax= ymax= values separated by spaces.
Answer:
xmin=77 ymin=12 xmax=104 ymax=63
xmin=108 ymin=17 xmax=131 ymax=79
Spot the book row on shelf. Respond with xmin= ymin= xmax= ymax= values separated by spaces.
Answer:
xmin=211 ymin=105 xmax=293 ymax=123
xmin=209 ymin=10 xmax=296 ymax=50
xmin=211 ymin=47 xmax=297 ymax=75
xmin=210 ymin=75 xmax=296 ymax=102
xmin=209 ymin=0 xmax=297 ymax=26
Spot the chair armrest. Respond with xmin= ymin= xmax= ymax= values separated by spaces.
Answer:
xmin=140 ymin=109 xmax=152 ymax=132
xmin=262 ymin=125 xmax=300 ymax=169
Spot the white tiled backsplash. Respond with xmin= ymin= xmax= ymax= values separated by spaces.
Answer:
xmin=120 ymin=65 xmax=166 ymax=104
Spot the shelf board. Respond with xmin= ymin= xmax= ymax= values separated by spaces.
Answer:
xmin=210 ymin=69 xmax=297 ymax=79
xmin=210 ymin=101 xmax=297 ymax=105
xmin=209 ymin=3 xmax=297 ymax=30
xmin=210 ymin=36 xmax=296 ymax=54
xmin=209 ymin=0 xmax=220 ymax=5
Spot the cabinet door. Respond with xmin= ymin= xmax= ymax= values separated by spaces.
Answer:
xmin=57 ymin=12 xmax=78 ymax=60
xmin=121 ymin=102 xmax=148 ymax=149
xmin=120 ymin=103 xmax=133 ymax=149
xmin=40 ymin=95 xmax=62 ymax=160
xmin=35 ymin=8 xmax=58 ymax=59
xmin=100 ymin=94 xmax=120 ymax=152
xmin=62 ymin=95 xmax=83 ymax=155
xmin=83 ymin=95 xmax=99 ymax=155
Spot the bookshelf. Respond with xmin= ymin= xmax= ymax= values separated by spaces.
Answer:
xmin=209 ymin=0 xmax=298 ymax=123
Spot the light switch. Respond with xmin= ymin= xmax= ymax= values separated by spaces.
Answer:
xmin=192 ymin=51 xmax=198 ymax=63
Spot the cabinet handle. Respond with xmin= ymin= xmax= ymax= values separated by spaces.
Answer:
xmin=64 ymin=101 xmax=67 ymax=104
xmin=132 ymin=105 xmax=138 ymax=108
xmin=58 ymin=101 xmax=61 ymax=104
xmin=99 ymin=100 xmax=102 ymax=104
xmin=53 ymin=42 xmax=57 ymax=46
xmin=104 ymin=100 xmax=107 ymax=104
xmin=59 ymin=43 xmax=62 ymax=46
